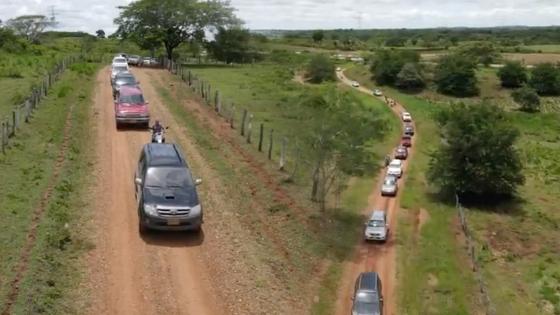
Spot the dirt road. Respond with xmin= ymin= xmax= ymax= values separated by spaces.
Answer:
xmin=86 ymin=67 xmax=232 ymax=315
xmin=334 ymin=70 xmax=418 ymax=315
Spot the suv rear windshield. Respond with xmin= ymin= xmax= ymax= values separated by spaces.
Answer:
xmin=113 ymin=66 xmax=128 ymax=72
xmin=116 ymin=76 xmax=136 ymax=85
xmin=356 ymin=291 xmax=378 ymax=303
xmin=119 ymin=93 xmax=144 ymax=104
xmin=367 ymin=220 xmax=385 ymax=227
xmin=145 ymin=167 xmax=194 ymax=189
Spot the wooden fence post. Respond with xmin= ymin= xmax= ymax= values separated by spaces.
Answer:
xmin=268 ymin=129 xmax=274 ymax=160
xmin=207 ymin=85 xmax=211 ymax=104
xmin=1 ymin=122 xmax=5 ymax=154
xmin=240 ymin=109 xmax=248 ymax=136
xmin=246 ymin=114 xmax=253 ymax=143
xmin=280 ymin=137 xmax=287 ymax=170
xmin=11 ymin=110 xmax=16 ymax=136
xmin=230 ymin=104 xmax=235 ymax=129
xmin=258 ymin=123 xmax=264 ymax=152
xmin=188 ymin=71 xmax=192 ymax=86
xmin=215 ymin=90 xmax=221 ymax=113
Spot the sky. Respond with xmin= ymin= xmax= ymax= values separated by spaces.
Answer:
xmin=1 ymin=0 xmax=560 ymax=34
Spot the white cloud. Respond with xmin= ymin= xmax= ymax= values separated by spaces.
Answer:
xmin=0 ymin=0 xmax=559 ymax=34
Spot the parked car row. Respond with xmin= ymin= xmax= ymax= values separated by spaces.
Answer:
xmin=113 ymin=52 xmax=161 ymax=67
xmin=109 ymin=54 xmax=204 ymax=235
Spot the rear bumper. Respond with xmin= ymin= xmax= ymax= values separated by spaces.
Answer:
xmin=116 ymin=116 xmax=150 ymax=124
xmin=140 ymin=214 xmax=203 ymax=231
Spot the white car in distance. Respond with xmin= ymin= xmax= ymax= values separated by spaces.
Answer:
xmin=351 ymin=81 xmax=360 ymax=87
xmin=386 ymin=159 xmax=403 ymax=178
xmin=402 ymin=112 xmax=412 ymax=122
xmin=112 ymin=57 xmax=129 ymax=68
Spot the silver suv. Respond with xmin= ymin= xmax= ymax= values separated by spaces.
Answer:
xmin=364 ymin=210 xmax=389 ymax=242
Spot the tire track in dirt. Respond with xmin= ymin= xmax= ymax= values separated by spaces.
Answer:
xmin=1 ymin=93 xmax=76 ymax=315
xmin=333 ymin=70 xmax=419 ymax=315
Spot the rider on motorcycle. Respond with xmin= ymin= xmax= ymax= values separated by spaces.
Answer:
xmin=150 ymin=120 xmax=166 ymax=143
xmin=151 ymin=120 xmax=164 ymax=133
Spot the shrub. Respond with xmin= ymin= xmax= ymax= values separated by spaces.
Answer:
xmin=497 ymin=61 xmax=527 ymax=88
xmin=529 ymin=63 xmax=560 ymax=96
xmin=395 ymin=62 xmax=425 ymax=90
xmin=307 ymin=54 xmax=335 ymax=84
xmin=512 ymin=86 xmax=540 ymax=112
xmin=434 ymin=54 xmax=479 ymax=97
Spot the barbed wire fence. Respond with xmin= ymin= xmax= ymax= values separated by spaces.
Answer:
xmin=0 ymin=54 xmax=82 ymax=154
xmin=164 ymin=59 xmax=306 ymax=172
xmin=455 ymin=194 xmax=496 ymax=315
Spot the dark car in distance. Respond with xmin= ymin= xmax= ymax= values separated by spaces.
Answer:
xmin=404 ymin=124 xmax=415 ymax=136
xmin=352 ymin=272 xmax=383 ymax=315
xmin=135 ymin=144 xmax=203 ymax=234
xmin=112 ymin=72 xmax=138 ymax=98
xmin=394 ymin=146 xmax=408 ymax=160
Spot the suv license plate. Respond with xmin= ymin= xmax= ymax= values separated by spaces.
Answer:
xmin=167 ymin=218 xmax=180 ymax=226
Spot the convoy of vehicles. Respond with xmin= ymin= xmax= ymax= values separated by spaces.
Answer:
xmin=109 ymin=53 xmax=204 ymax=235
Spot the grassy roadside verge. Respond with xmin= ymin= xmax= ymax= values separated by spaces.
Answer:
xmin=345 ymin=64 xmax=479 ymax=314
xmin=0 ymin=63 xmax=98 ymax=314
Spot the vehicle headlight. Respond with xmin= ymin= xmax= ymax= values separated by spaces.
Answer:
xmin=190 ymin=204 xmax=202 ymax=217
xmin=144 ymin=204 xmax=158 ymax=216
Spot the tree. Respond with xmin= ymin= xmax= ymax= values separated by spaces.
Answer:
xmin=384 ymin=37 xmax=406 ymax=47
xmin=299 ymin=88 xmax=388 ymax=210
xmin=114 ymin=0 xmax=239 ymax=60
xmin=96 ymin=29 xmax=105 ymax=39
xmin=370 ymin=50 xmax=420 ymax=85
xmin=529 ymin=63 xmax=560 ymax=96
xmin=512 ymin=86 xmax=540 ymax=112
xmin=396 ymin=62 xmax=425 ymax=90
xmin=307 ymin=54 xmax=335 ymax=83
xmin=207 ymin=27 xmax=256 ymax=63
xmin=6 ymin=15 xmax=54 ymax=42
xmin=497 ymin=61 xmax=527 ymax=88
xmin=458 ymin=42 xmax=500 ymax=66
xmin=312 ymin=30 xmax=324 ymax=43
xmin=434 ymin=54 xmax=479 ymax=97
xmin=428 ymin=102 xmax=524 ymax=198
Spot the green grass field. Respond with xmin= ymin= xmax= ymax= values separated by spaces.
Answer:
xmin=346 ymin=63 xmax=560 ymax=314
xmin=0 ymin=62 xmax=98 ymax=314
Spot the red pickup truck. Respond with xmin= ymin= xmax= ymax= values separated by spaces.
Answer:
xmin=114 ymin=86 xmax=150 ymax=129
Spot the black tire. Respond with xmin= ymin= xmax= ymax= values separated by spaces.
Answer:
xmin=139 ymin=221 xmax=148 ymax=235
xmin=116 ymin=121 xmax=121 ymax=130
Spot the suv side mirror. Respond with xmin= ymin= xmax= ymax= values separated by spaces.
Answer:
xmin=135 ymin=177 xmax=142 ymax=185
xmin=379 ymin=297 xmax=384 ymax=302
xmin=195 ymin=178 xmax=203 ymax=186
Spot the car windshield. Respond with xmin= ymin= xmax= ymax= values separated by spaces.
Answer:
xmin=355 ymin=291 xmax=378 ymax=303
xmin=114 ymin=58 xmax=126 ymax=63
xmin=117 ymin=76 xmax=136 ymax=85
xmin=368 ymin=220 xmax=385 ymax=228
xmin=119 ymin=93 xmax=144 ymax=104
xmin=389 ymin=160 xmax=401 ymax=167
xmin=113 ymin=66 xmax=127 ymax=73
xmin=384 ymin=177 xmax=396 ymax=185
xmin=145 ymin=167 xmax=194 ymax=189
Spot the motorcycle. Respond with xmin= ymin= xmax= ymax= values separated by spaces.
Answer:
xmin=151 ymin=127 xmax=169 ymax=143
